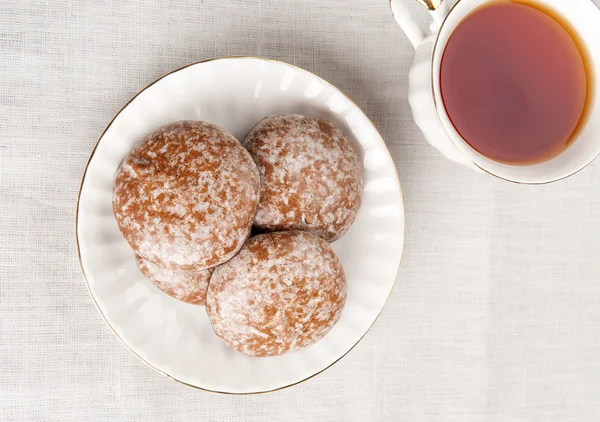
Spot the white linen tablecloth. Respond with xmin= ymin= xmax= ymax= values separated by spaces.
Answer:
xmin=2 ymin=0 xmax=600 ymax=420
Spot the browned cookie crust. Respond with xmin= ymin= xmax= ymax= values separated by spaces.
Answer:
xmin=136 ymin=255 xmax=212 ymax=305
xmin=244 ymin=114 xmax=363 ymax=242
xmin=206 ymin=231 xmax=347 ymax=357
xmin=113 ymin=121 xmax=260 ymax=270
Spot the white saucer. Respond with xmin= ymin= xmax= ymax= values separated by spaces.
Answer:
xmin=76 ymin=57 xmax=404 ymax=394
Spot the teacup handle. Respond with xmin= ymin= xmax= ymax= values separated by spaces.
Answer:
xmin=390 ymin=0 xmax=450 ymax=49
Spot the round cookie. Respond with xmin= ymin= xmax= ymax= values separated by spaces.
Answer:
xmin=136 ymin=255 xmax=212 ymax=305
xmin=206 ymin=231 xmax=347 ymax=357
xmin=113 ymin=120 xmax=260 ymax=270
xmin=243 ymin=114 xmax=363 ymax=242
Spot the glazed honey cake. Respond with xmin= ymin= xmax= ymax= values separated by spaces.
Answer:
xmin=113 ymin=121 xmax=260 ymax=270
xmin=206 ymin=231 xmax=347 ymax=357
xmin=243 ymin=114 xmax=363 ymax=242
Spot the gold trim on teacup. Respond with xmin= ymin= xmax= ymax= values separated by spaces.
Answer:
xmin=75 ymin=56 xmax=405 ymax=395
xmin=417 ymin=0 xmax=444 ymax=11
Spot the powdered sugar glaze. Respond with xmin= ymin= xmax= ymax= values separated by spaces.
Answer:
xmin=113 ymin=121 xmax=260 ymax=270
xmin=136 ymin=255 xmax=212 ymax=305
xmin=244 ymin=115 xmax=363 ymax=242
xmin=206 ymin=231 xmax=347 ymax=357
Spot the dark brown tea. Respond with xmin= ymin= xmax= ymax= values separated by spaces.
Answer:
xmin=440 ymin=1 xmax=589 ymax=164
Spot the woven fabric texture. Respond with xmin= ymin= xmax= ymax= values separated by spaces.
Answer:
xmin=2 ymin=0 xmax=600 ymax=420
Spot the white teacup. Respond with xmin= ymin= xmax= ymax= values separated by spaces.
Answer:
xmin=391 ymin=0 xmax=600 ymax=183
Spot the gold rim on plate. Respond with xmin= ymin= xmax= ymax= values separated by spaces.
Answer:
xmin=75 ymin=56 xmax=405 ymax=395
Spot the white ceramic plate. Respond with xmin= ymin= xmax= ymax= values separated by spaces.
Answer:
xmin=76 ymin=57 xmax=404 ymax=394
